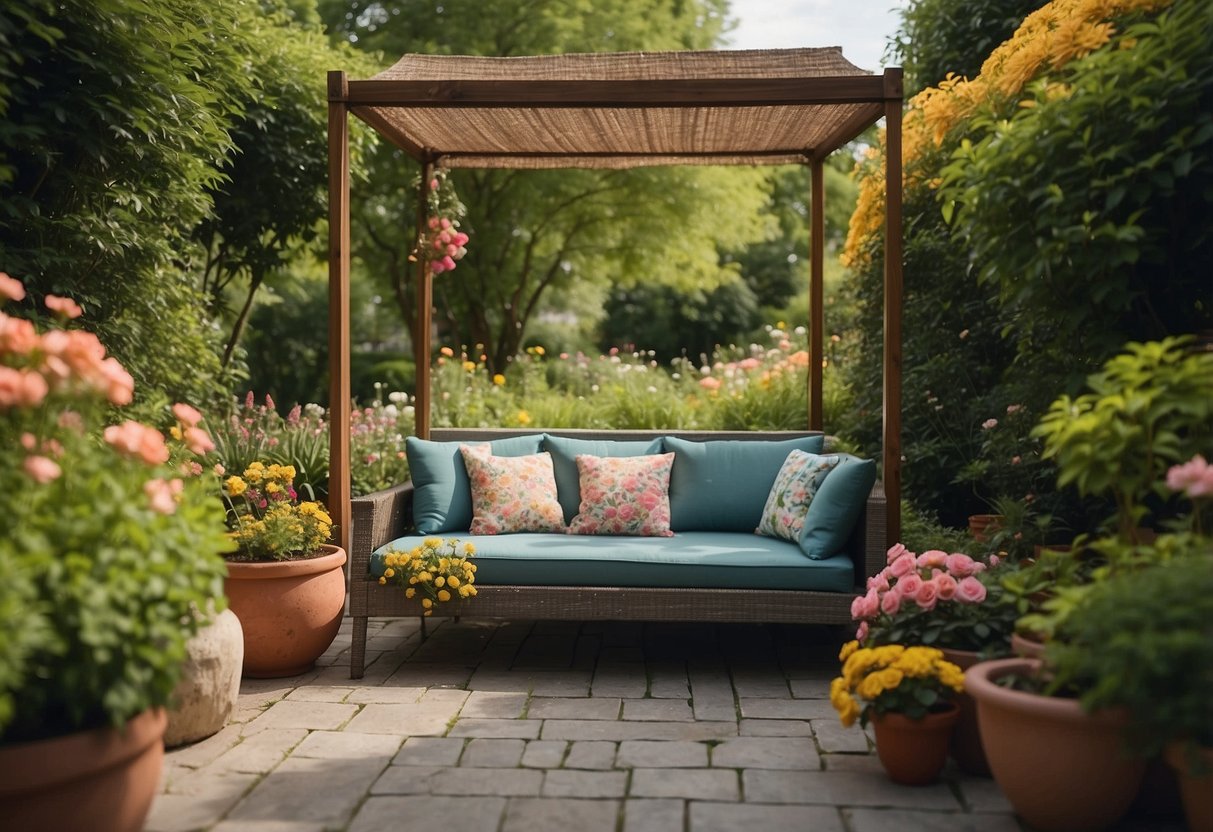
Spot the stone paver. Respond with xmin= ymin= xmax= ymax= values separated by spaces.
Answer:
xmin=151 ymin=619 xmax=1028 ymax=832
xmin=503 ymin=797 xmax=620 ymax=832
xmin=629 ymin=768 xmax=739 ymax=800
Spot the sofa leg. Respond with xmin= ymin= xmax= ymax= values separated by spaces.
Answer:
xmin=419 ymin=615 xmax=428 ymax=642
xmin=349 ymin=615 xmax=369 ymax=679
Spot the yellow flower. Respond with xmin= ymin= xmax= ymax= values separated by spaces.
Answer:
xmin=447 ymin=575 xmax=460 ymax=588
xmin=421 ymin=598 xmax=433 ymax=609
xmin=517 ymin=410 xmax=532 ymax=426
xmin=384 ymin=568 xmax=395 ymax=579
xmin=265 ymin=482 xmax=280 ymax=494
xmin=378 ymin=576 xmax=387 ymax=585
xmin=437 ymin=589 xmax=451 ymax=602
xmin=405 ymin=587 xmax=416 ymax=599
xmin=492 ymin=374 xmax=505 ymax=386
xmin=169 ymin=425 xmax=183 ymax=440
xmin=463 ymin=542 xmax=476 ymax=555
xmin=458 ymin=585 xmax=472 ymax=598
xmin=435 ymin=576 xmax=446 ymax=588
xmin=423 ymin=538 xmax=441 ymax=549
xmin=839 ymin=640 xmax=859 ymax=662
xmin=224 ymin=476 xmax=247 ymax=497
xmin=462 ymin=360 xmax=476 ymax=372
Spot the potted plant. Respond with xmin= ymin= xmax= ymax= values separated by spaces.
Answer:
xmin=219 ymin=460 xmax=346 ymax=677
xmin=850 ymin=543 xmax=1016 ymax=773
xmin=0 ymin=275 xmax=230 ymax=831
xmin=829 ymin=642 xmax=966 ymax=785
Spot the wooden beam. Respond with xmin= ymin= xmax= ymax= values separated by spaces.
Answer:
xmin=326 ymin=70 xmax=352 ymax=554
xmin=345 ymin=76 xmax=889 ymax=108
xmin=809 ymin=158 xmax=825 ymax=432
xmin=414 ymin=161 xmax=435 ymax=440
xmin=882 ymin=68 xmax=904 ymax=546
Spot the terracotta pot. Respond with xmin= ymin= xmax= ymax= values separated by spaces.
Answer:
xmin=1164 ymin=741 xmax=1213 ymax=832
xmin=939 ymin=647 xmax=990 ymax=776
xmin=0 ymin=708 xmax=166 ymax=832
xmin=965 ymin=657 xmax=1146 ymax=832
xmin=968 ymin=514 xmax=1004 ymax=544
xmin=225 ymin=544 xmax=347 ymax=678
xmin=1010 ymin=632 xmax=1047 ymax=660
xmin=871 ymin=702 xmax=960 ymax=786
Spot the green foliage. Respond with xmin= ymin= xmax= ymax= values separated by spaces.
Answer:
xmin=0 ymin=0 xmax=249 ymax=405
xmin=1034 ymin=337 xmax=1213 ymax=539
xmin=889 ymin=0 xmax=1048 ymax=95
xmin=939 ymin=0 xmax=1213 ymax=368
xmin=1046 ymin=553 xmax=1213 ymax=756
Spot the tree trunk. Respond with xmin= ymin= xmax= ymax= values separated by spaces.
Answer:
xmin=221 ymin=270 xmax=265 ymax=368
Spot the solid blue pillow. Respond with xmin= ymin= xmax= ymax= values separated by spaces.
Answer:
xmin=799 ymin=453 xmax=878 ymax=559
xmin=664 ymin=435 xmax=825 ymax=532
xmin=406 ymin=434 xmax=544 ymax=533
xmin=543 ymin=435 xmax=665 ymax=523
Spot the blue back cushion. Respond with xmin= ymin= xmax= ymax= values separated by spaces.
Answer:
xmin=543 ymin=435 xmax=665 ymax=523
xmin=406 ymin=434 xmax=544 ymax=533
xmin=799 ymin=453 xmax=878 ymax=559
xmin=665 ymin=435 xmax=825 ymax=532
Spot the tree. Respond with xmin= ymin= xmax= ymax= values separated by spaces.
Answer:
xmin=0 ymin=0 xmax=249 ymax=405
xmin=317 ymin=0 xmax=778 ymax=373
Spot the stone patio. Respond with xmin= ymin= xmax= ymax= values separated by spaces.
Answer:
xmin=148 ymin=617 xmax=1182 ymax=832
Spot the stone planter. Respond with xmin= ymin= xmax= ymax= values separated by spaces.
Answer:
xmin=0 ymin=708 xmax=166 ymax=832
xmin=225 ymin=545 xmax=347 ymax=678
xmin=165 ymin=608 xmax=243 ymax=747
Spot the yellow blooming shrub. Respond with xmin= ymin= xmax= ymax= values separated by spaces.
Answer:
xmin=843 ymin=0 xmax=1175 ymax=268
xmin=830 ymin=641 xmax=965 ymax=728
xmin=379 ymin=537 xmax=477 ymax=615
xmin=223 ymin=461 xmax=332 ymax=561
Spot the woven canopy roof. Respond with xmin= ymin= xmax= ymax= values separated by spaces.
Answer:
xmin=341 ymin=48 xmax=899 ymax=168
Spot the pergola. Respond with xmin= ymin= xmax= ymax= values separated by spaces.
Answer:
xmin=326 ymin=48 xmax=904 ymax=549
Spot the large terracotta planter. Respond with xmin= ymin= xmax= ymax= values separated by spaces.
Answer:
xmin=225 ymin=544 xmax=347 ymax=678
xmin=0 ymin=708 xmax=166 ymax=832
xmin=940 ymin=647 xmax=990 ymax=776
xmin=870 ymin=702 xmax=960 ymax=786
xmin=966 ymin=657 xmax=1146 ymax=832
xmin=1165 ymin=741 xmax=1213 ymax=832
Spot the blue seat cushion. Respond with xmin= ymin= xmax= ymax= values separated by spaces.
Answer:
xmin=371 ymin=531 xmax=855 ymax=593
xmin=543 ymin=434 xmax=665 ymax=524
xmin=405 ymin=434 xmax=544 ymax=533
xmin=664 ymin=435 xmax=825 ymax=532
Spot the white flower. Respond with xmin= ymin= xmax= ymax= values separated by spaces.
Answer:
xmin=794 ymin=325 xmax=807 ymax=335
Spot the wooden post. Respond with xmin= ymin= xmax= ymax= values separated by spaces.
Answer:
xmin=326 ymin=71 xmax=352 ymax=553
xmin=883 ymin=69 xmax=904 ymax=546
xmin=414 ymin=160 xmax=435 ymax=439
xmin=809 ymin=158 xmax=825 ymax=432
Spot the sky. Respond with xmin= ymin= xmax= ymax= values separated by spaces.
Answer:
xmin=725 ymin=0 xmax=908 ymax=72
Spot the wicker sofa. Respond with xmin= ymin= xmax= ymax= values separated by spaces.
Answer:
xmin=348 ymin=428 xmax=886 ymax=678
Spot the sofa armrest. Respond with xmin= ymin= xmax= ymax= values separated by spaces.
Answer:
xmin=848 ymin=481 xmax=887 ymax=586
xmin=351 ymin=481 xmax=414 ymax=580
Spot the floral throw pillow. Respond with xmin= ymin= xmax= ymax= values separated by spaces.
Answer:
xmin=756 ymin=450 xmax=840 ymax=543
xmin=460 ymin=445 xmax=566 ymax=535
xmin=567 ymin=452 xmax=676 ymax=537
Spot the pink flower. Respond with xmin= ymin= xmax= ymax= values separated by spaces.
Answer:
xmin=0 ymin=367 xmax=49 ymax=407
xmin=440 ymin=255 xmax=456 ymax=271
xmin=885 ymin=542 xmax=909 ymax=564
xmin=427 ymin=217 xmax=440 ymax=230
xmin=956 ymin=576 xmax=987 ymax=604
xmin=453 ymin=232 xmax=469 ymax=246
xmin=440 ymin=218 xmax=451 ymax=230
xmin=213 ymin=463 xmax=226 ymax=476
xmin=867 ymin=571 xmax=890 ymax=593
xmin=104 ymin=420 xmax=169 ymax=465
xmin=880 ymin=591 xmax=901 ymax=616
xmin=981 ymin=418 xmax=998 ymax=430
xmin=429 ymin=178 xmax=439 ymax=191
xmin=44 ymin=294 xmax=83 ymax=319
xmin=855 ymin=621 xmax=869 ymax=642
xmin=144 ymin=478 xmax=183 ymax=515
xmin=23 ymin=454 xmax=61 ymax=484
xmin=99 ymin=357 xmax=134 ymax=405
xmin=989 ymin=554 xmax=1001 ymax=569
xmin=1011 ymin=455 xmax=1021 ymax=465
xmin=917 ymin=549 xmax=947 ymax=569
xmin=430 ymin=260 xmax=447 ymax=274
xmin=915 ymin=581 xmax=939 ymax=611
xmin=945 ymin=553 xmax=978 ymax=577
xmin=897 ymin=573 xmax=923 ymax=598
xmin=1166 ymin=455 xmax=1213 ymax=498
xmin=934 ymin=572 xmax=959 ymax=600
xmin=172 ymin=402 xmax=203 ymax=427
xmin=889 ymin=552 xmax=916 ymax=578
xmin=0 ymin=313 xmax=38 ymax=354
xmin=184 ymin=426 xmax=215 ymax=455
xmin=0 ymin=272 xmax=25 ymax=301
xmin=698 ymin=376 xmax=721 ymax=391
xmin=850 ymin=594 xmax=866 ymax=620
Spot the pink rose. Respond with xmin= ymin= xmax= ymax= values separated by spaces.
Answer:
xmin=172 ymin=402 xmax=203 ymax=427
xmin=885 ymin=542 xmax=910 ymax=564
xmin=0 ymin=272 xmax=25 ymax=301
xmin=23 ymin=454 xmax=61 ymax=484
xmin=889 ymin=552 xmax=917 ymax=578
xmin=0 ymin=314 xmax=38 ymax=354
xmin=934 ymin=572 xmax=959 ymax=600
xmin=897 ymin=573 xmax=923 ymax=598
xmin=867 ymin=572 xmax=890 ymax=593
xmin=917 ymin=549 xmax=948 ymax=569
xmin=0 ymin=367 xmax=49 ymax=407
xmin=851 ymin=594 xmax=866 ymax=620
xmin=144 ymin=477 xmax=183 ymax=514
xmin=880 ymin=590 xmax=901 ymax=616
xmin=184 ymin=426 xmax=215 ymax=455
xmin=945 ymin=553 xmax=978 ymax=577
xmin=855 ymin=621 xmax=869 ymax=642
xmin=915 ymin=581 xmax=938 ymax=611
xmin=104 ymin=420 xmax=169 ymax=465
xmin=1167 ymin=454 xmax=1213 ymax=498
xmin=45 ymin=294 xmax=83 ymax=319
xmin=956 ymin=576 xmax=987 ymax=604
